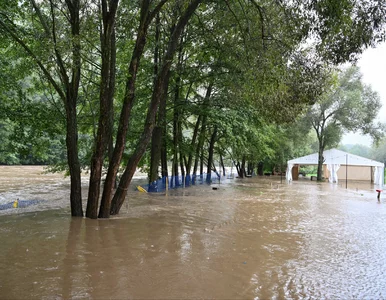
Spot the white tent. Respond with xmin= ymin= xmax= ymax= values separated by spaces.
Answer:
xmin=286 ymin=148 xmax=384 ymax=186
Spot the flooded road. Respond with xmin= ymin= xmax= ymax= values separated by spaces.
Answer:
xmin=0 ymin=166 xmax=386 ymax=299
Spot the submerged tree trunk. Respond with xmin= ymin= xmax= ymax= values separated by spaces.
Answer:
xmin=160 ymin=86 xmax=169 ymax=181
xmin=172 ymin=89 xmax=180 ymax=187
xmin=185 ymin=115 xmax=201 ymax=185
xmin=148 ymin=13 xmax=163 ymax=192
xmin=87 ymin=0 xmax=119 ymax=219
xmin=98 ymin=0 xmax=165 ymax=218
xmin=110 ymin=0 xmax=203 ymax=215
xmin=235 ymin=161 xmax=242 ymax=178
xmin=66 ymin=99 xmax=83 ymax=217
xmin=171 ymin=36 xmax=184 ymax=188
xmin=220 ymin=154 xmax=226 ymax=176
xmin=64 ymin=1 xmax=83 ymax=217
xmin=316 ymin=122 xmax=325 ymax=181
xmin=258 ymin=162 xmax=263 ymax=176
xmin=317 ymin=141 xmax=325 ymax=181
xmin=241 ymin=156 xmax=246 ymax=178
xmin=179 ymin=147 xmax=185 ymax=186
xmin=149 ymin=71 xmax=171 ymax=191
xmin=206 ymin=126 xmax=217 ymax=184
xmin=236 ymin=156 xmax=246 ymax=178
xmin=192 ymin=83 xmax=212 ymax=183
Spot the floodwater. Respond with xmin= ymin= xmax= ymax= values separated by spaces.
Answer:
xmin=0 ymin=166 xmax=386 ymax=299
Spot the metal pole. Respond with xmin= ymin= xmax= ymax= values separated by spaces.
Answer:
xmin=346 ymin=154 xmax=348 ymax=189
xmin=281 ymin=152 xmax=283 ymax=184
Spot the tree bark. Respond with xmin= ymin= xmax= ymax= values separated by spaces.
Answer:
xmin=160 ymin=75 xmax=169 ymax=180
xmin=172 ymin=75 xmax=181 ymax=187
xmin=317 ymin=139 xmax=325 ymax=181
xmin=192 ymin=83 xmax=212 ymax=183
xmin=220 ymin=154 xmax=226 ymax=176
xmin=66 ymin=97 xmax=83 ymax=216
xmin=110 ymin=0 xmax=203 ymax=215
xmin=185 ymin=115 xmax=201 ymax=185
xmin=171 ymin=34 xmax=185 ymax=188
xmin=87 ymin=0 xmax=119 ymax=219
xmin=179 ymin=123 xmax=186 ymax=186
xmin=148 ymin=71 xmax=171 ymax=190
xmin=148 ymin=13 xmax=163 ymax=192
xmin=98 ymin=0 xmax=165 ymax=218
xmin=241 ymin=156 xmax=246 ymax=178
xmin=235 ymin=161 xmax=242 ymax=178
xmin=65 ymin=0 xmax=83 ymax=217
xmin=316 ymin=120 xmax=325 ymax=182
xmin=206 ymin=126 xmax=217 ymax=184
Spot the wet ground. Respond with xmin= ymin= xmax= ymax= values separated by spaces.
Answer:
xmin=0 ymin=166 xmax=386 ymax=299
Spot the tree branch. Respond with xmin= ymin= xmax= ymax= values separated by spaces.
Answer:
xmin=0 ymin=17 xmax=65 ymax=101
xmin=29 ymin=0 xmax=51 ymax=37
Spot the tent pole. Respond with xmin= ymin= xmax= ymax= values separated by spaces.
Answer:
xmin=280 ymin=152 xmax=283 ymax=184
xmin=346 ymin=154 xmax=348 ymax=189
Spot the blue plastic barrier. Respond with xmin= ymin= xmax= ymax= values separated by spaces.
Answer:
xmin=0 ymin=199 xmax=43 ymax=211
xmin=146 ymin=172 xmax=226 ymax=193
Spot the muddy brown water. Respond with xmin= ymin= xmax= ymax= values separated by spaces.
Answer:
xmin=0 ymin=166 xmax=386 ymax=299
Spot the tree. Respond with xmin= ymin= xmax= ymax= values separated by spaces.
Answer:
xmin=1 ymin=0 xmax=84 ymax=216
xmin=304 ymin=65 xmax=383 ymax=181
xmin=299 ymin=0 xmax=386 ymax=63
xmin=1 ymin=0 xmax=204 ymax=218
xmin=339 ymin=144 xmax=371 ymax=158
xmin=2 ymin=0 xmax=386 ymax=218
xmin=370 ymin=138 xmax=386 ymax=165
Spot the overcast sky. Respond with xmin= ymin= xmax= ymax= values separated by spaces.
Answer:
xmin=341 ymin=42 xmax=386 ymax=146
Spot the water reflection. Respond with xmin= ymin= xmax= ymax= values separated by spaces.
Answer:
xmin=0 ymin=168 xmax=386 ymax=298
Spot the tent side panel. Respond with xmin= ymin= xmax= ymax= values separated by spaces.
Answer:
xmin=323 ymin=165 xmax=329 ymax=180
xmin=337 ymin=166 xmax=372 ymax=181
xmin=292 ymin=165 xmax=299 ymax=180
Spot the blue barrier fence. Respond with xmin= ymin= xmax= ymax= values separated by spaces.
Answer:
xmin=0 ymin=199 xmax=43 ymax=211
xmin=145 ymin=172 xmax=233 ymax=193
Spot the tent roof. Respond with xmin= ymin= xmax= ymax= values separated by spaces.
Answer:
xmin=287 ymin=148 xmax=384 ymax=167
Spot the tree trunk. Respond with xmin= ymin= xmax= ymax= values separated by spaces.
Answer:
xmin=200 ymin=146 xmax=205 ymax=178
xmin=235 ymin=161 xmax=242 ymax=178
xmin=241 ymin=156 xmax=246 ymax=178
xmin=317 ymin=142 xmax=325 ymax=181
xmin=206 ymin=126 xmax=217 ymax=184
xmin=179 ymin=120 xmax=186 ymax=185
xmin=66 ymin=0 xmax=83 ymax=217
xmin=149 ymin=71 xmax=171 ymax=191
xmin=171 ymin=36 xmax=184 ymax=188
xmin=220 ymin=154 xmax=226 ymax=176
xmin=172 ymin=92 xmax=180 ymax=188
xmin=258 ymin=162 xmax=263 ymax=176
xmin=99 ymin=0 xmax=156 ymax=218
xmin=185 ymin=115 xmax=201 ymax=185
xmin=87 ymin=0 xmax=119 ymax=219
xmin=192 ymin=83 xmax=212 ymax=183
xmin=160 ymin=91 xmax=169 ymax=180
xmin=148 ymin=13 xmax=163 ymax=192
xmin=110 ymin=0 xmax=203 ymax=215
xmin=236 ymin=156 xmax=246 ymax=178
xmin=66 ymin=100 xmax=83 ymax=217
xmin=179 ymin=149 xmax=186 ymax=187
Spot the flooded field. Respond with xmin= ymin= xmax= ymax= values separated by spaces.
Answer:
xmin=0 ymin=166 xmax=386 ymax=299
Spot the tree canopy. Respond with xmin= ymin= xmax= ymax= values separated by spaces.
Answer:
xmin=302 ymin=65 xmax=383 ymax=180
